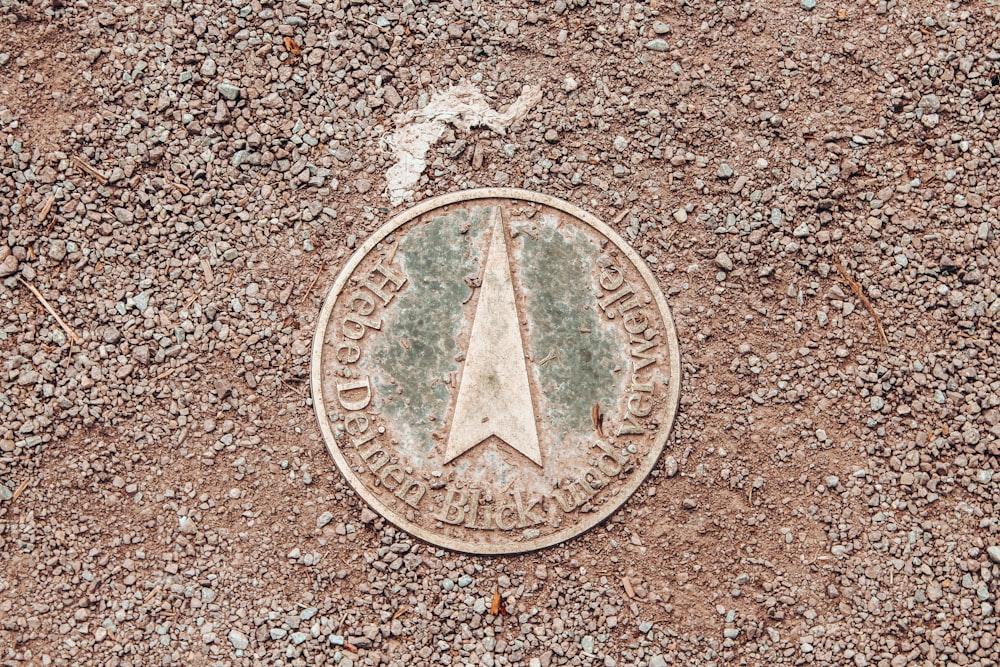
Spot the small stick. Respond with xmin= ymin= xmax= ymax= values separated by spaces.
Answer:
xmin=385 ymin=242 xmax=398 ymax=264
xmin=298 ymin=260 xmax=326 ymax=304
xmin=538 ymin=351 xmax=558 ymax=366
xmin=155 ymin=367 xmax=177 ymax=381
xmin=281 ymin=379 xmax=304 ymax=396
xmin=351 ymin=16 xmax=380 ymax=29
xmin=171 ymin=181 xmax=190 ymax=195
xmin=525 ymin=15 xmax=567 ymax=37
xmin=622 ymin=576 xmax=635 ymax=598
xmin=144 ymin=585 xmax=162 ymax=603
xmin=833 ymin=255 xmax=889 ymax=350
xmin=10 ymin=478 xmax=30 ymax=502
xmin=17 ymin=277 xmax=83 ymax=344
xmin=656 ymin=230 xmax=678 ymax=251
xmin=611 ymin=208 xmax=632 ymax=226
xmin=72 ymin=156 xmax=109 ymax=185
xmin=39 ymin=193 xmax=55 ymax=223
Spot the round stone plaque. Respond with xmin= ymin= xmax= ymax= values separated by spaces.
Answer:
xmin=311 ymin=189 xmax=680 ymax=553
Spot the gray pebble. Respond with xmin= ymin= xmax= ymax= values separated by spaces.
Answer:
xmin=134 ymin=292 xmax=150 ymax=313
xmin=918 ymin=94 xmax=941 ymax=113
xmin=218 ymin=83 xmax=240 ymax=100
xmin=48 ymin=240 xmax=67 ymax=261
xmin=715 ymin=251 xmax=734 ymax=272
xmin=664 ymin=456 xmax=678 ymax=477
xmin=0 ymin=253 xmax=18 ymax=277
xmin=228 ymin=629 xmax=249 ymax=650
xmin=200 ymin=57 xmax=217 ymax=77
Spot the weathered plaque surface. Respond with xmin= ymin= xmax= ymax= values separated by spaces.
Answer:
xmin=311 ymin=189 xmax=681 ymax=553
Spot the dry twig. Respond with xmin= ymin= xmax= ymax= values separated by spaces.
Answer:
xmin=17 ymin=277 xmax=83 ymax=344
xmin=538 ymin=351 xmax=558 ymax=366
xmin=656 ymin=230 xmax=678 ymax=252
xmin=524 ymin=15 xmax=567 ymax=37
xmin=611 ymin=207 xmax=633 ymax=226
xmin=298 ymin=260 xmax=327 ymax=305
xmin=72 ymin=156 xmax=109 ymax=185
xmin=11 ymin=478 xmax=30 ymax=503
xmin=144 ymin=585 xmax=162 ymax=603
xmin=155 ymin=367 xmax=178 ymax=381
xmin=39 ymin=193 xmax=55 ymax=223
xmin=385 ymin=241 xmax=399 ymax=264
xmin=281 ymin=378 xmax=304 ymax=396
xmin=833 ymin=255 xmax=889 ymax=350
xmin=593 ymin=404 xmax=604 ymax=438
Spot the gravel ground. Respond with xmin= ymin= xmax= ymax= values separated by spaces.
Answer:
xmin=1 ymin=0 xmax=999 ymax=665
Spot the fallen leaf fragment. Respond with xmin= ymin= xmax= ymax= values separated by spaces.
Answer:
xmin=490 ymin=583 xmax=501 ymax=615
xmin=593 ymin=404 xmax=604 ymax=438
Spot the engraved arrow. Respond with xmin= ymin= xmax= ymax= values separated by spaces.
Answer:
xmin=444 ymin=206 xmax=542 ymax=467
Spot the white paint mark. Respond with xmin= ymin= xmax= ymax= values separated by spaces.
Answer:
xmin=384 ymin=81 xmax=543 ymax=206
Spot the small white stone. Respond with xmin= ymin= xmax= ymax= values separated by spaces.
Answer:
xmin=664 ymin=456 xmax=679 ymax=477
xmin=200 ymin=57 xmax=217 ymax=77
xmin=228 ymin=629 xmax=249 ymax=651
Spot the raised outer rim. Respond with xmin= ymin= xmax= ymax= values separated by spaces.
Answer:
xmin=311 ymin=188 xmax=681 ymax=555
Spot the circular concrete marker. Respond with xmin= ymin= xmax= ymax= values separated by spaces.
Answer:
xmin=312 ymin=189 xmax=681 ymax=554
